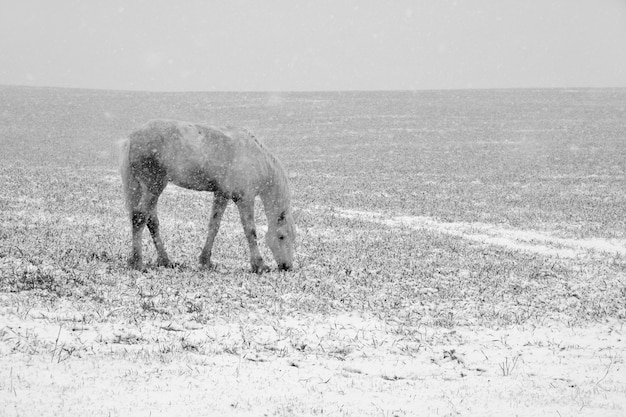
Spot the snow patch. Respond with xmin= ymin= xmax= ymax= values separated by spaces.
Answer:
xmin=328 ymin=207 xmax=626 ymax=258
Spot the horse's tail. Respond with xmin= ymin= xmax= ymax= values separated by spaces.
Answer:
xmin=119 ymin=138 xmax=140 ymax=215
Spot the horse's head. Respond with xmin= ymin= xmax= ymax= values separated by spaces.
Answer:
xmin=266 ymin=208 xmax=296 ymax=271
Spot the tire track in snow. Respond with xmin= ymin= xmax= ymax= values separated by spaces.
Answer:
xmin=320 ymin=207 xmax=626 ymax=258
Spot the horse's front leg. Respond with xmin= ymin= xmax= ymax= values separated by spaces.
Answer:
xmin=235 ymin=197 xmax=269 ymax=274
xmin=199 ymin=192 xmax=229 ymax=268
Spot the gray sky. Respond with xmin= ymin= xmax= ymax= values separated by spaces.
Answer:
xmin=1 ymin=0 xmax=625 ymax=91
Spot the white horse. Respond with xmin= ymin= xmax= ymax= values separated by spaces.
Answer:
xmin=120 ymin=119 xmax=296 ymax=273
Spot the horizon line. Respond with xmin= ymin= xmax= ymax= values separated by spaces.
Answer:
xmin=1 ymin=83 xmax=625 ymax=95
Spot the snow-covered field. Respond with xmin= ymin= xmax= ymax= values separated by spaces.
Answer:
xmin=1 ymin=303 xmax=624 ymax=416
xmin=1 ymin=86 xmax=625 ymax=415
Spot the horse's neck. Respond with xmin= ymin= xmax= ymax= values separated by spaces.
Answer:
xmin=260 ymin=173 xmax=290 ymax=229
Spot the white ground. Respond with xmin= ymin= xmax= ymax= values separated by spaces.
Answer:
xmin=1 ymin=300 xmax=625 ymax=416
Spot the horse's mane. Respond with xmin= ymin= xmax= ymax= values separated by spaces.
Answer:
xmin=244 ymin=129 xmax=292 ymax=210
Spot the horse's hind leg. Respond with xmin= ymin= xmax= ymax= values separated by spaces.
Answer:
xmin=199 ymin=192 xmax=229 ymax=268
xmin=128 ymin=190 xmax=151 ymax=269
xmin=235 ymin=197 xmax=269 ymax=274
xmin=130 ymin=180 xmax=170 ymax=268
xmin=146 ymin=206 xmax=171 ymax=267
xmin=143 ymin=180 xmax=171 ymax=267
xmin=127 ymin=181 xmax=145 ymax=270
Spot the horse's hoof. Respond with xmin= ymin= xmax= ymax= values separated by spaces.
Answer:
xmin=199 ymin=254 xmax=212 ymax=267
xmin=157 ymin=261 xmax=172 ymax=268
xmin=128 ymin=258 xmax=143 ymax=270
xmin=278 ymin=262 xmax=293 ymax=272
xmin=252 ymin=263 xmax=270 ymax=274
xmin=199 ymin=261 xmax=216 ymax=270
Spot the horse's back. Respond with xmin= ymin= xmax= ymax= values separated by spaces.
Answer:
xmin=128 ymin=119 xmax=271 ymax=195
xmin=130 ymin=119 xmax=258 ymax=157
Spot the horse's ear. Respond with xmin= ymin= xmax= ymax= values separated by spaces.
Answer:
xmin=293 ymin=208 xmax=303 ymax=223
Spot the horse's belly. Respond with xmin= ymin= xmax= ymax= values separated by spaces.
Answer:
xmin=170 ymin=178 xmax=219 ymax=192
xmin=168 ymin=166 xmax=222 ymax=192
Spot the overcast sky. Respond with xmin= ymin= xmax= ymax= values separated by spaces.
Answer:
xmin=1 ymin=0 xmax=625 ymax=92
